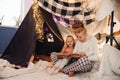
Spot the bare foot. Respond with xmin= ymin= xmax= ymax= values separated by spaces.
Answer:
xmin=59 ymin=68 xmax=63 ymax=72
xmin=68 ymin=71 xmax=74 ymax=77
xmin=14 ymin=65 xmax=23 ymax=69
xmin=46 ymin=65 xmax=53 ymax=69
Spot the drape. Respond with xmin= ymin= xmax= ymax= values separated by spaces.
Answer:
xmin=1 ymin=7 xmax=36 ymax=67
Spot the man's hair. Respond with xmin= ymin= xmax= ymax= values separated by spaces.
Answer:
xmin=72 ymin=20 xmax=84 ymax=29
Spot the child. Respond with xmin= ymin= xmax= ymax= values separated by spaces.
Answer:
xmin=46 ymin=35 xmax=75 ymax=75
xmin=61 ymin=21 xmax=99 ymax=77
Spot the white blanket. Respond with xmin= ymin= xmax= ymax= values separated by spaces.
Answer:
xmin=0 ymin=60 xmax=99 ymax=80
xmin=0 ymin=62 xmax=37 ymax=78
xmin=0 ymin=57 xmax=120 ymax=80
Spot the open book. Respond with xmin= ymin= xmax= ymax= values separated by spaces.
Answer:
xmin=57 ymin=53 xmax=81 ymax=58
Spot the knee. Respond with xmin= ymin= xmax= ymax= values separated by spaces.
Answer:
xmin=50 ymin=52 xmax=57 ymax=57
xmin=51 ymin=52 xmax=57 ymax=55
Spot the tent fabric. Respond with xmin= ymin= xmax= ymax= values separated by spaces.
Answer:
xmin=32 ymin=2 xmax=44 ymax=41
xmin=54 ymin=0 xmax=82 ymax=7
xmin=38 ymin=0 xmax=95 ymax=25
xmin=52 ymin=14 xmax=93 ymax=27
xmin=56 ymin=23 xmax=76 ymax=41
xmin=35 ymin=7 xmax=64 ymax=55
xmin=96 ymin=0 xmax=114 ymax=21
xmin=114 ymin=2 xmax=120 ymax=22
xmin=1 ymin=4 xmax=64 ymax=66
xmin=1 ymin=7 xmax=36 ymax=67
xmin=53 ymin=15 xmax=75 ymax=27
xmin=40 ymin=7 xmax=64 ymax=42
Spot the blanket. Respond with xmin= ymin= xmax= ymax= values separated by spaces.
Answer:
xmin=0 ymin=56 xmax=120 ymax=80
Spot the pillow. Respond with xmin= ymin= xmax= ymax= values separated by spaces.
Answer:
xmin=99 ymin=44 xmax=114 ymax=76
xmin=99 ymin=44 xmax=120 ymax=76
xmin=108 ymin=44 xmax=120 ymax=75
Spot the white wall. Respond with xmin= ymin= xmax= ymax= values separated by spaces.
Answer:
xmin=24 ymin=0 xmax=33 ymax=16
xmin=0 ymin=0 xmax=33 ymax=26
xmin=0 ymin=0 xmax=21 ymax=26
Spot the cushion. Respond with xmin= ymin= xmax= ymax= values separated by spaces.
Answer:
xmin=108 ymin=44 xmax=120 ymax=75
xmin=99 ymin=44 xmax=120 ymax=76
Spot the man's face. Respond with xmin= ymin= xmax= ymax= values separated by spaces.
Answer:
xmin=73 ymin=28 xmax=87 ymax=42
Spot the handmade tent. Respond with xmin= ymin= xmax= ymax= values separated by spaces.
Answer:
xmin=1 ymin=4 xmax=65 ymax=67
xmin=1 ymin=0 xmax=120 ymax=67
xmin=0 ymin=0 xmax=120 ymax=80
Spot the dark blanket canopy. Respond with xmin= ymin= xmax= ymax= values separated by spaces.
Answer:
xmin=35 ymin=8 xmax=64 ymax=55
xmin=1 ymin=7 xmax=36 ymax=67
xmin=1 ymin=6 xmax=64 ymax=67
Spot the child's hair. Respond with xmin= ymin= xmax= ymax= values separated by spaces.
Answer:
xmin=72 ymin=20 xmax=85 ymax=29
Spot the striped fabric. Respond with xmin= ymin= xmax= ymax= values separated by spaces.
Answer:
xmin=50 ymin=53 xmax=93 ymax=74
xmin=38 ymin=0 xmax=95 ymax=26
xmin=53 ymin=15 xmax=75 ymax=27
xmin=54 ymin=0 xmax=82 ymax=7
xmin=63 ymin=56 xmax=92 ymax=73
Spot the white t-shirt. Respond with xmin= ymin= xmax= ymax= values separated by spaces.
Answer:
xmin=73 ymin=35 xmax=99 ymax=61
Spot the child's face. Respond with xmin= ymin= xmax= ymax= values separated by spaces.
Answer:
xmin=73 ymin=28 xmax=87 ymax=42
xmin=66 ymin=37 xmax=74 ymax=47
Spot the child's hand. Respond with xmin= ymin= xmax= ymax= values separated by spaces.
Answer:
xmin=70 ymin=52 xmax=86 ymax=58
xmin=69 ymin=54 xmax=80 ymax=58
xmin=57 ymin=54 xmax=69 ymax=59
xmin=79 ymin=52 xmax=86 ymax=57
xmin=65 ymin=55 xmax=72 ymax=59
xmin=46 ymin=65 xmax=53 ymax=70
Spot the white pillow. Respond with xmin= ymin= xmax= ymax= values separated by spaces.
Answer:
xmin=99 ymin=44 xmax=120 ymax=76
xmin=99 ymin=44 xmax=114 ymax=76
xmin=108 ymin=44 xmax=120 ymax=75
xmin=100 ymin=44 xmax=120 ymax=76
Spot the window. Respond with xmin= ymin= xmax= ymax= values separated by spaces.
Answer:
xmin=0 ymin=0 xmax=22 ymax=26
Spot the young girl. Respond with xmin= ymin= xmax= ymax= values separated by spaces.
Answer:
xmin=46 ymin=35 xmax=75 ymax=75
